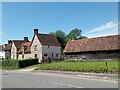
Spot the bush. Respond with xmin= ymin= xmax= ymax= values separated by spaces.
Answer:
xmin=1 ymin=59 xmax=38 ymax=69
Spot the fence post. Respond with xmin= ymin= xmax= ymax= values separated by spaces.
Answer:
xmin=105 ymin=61 xmax=108 ymax=67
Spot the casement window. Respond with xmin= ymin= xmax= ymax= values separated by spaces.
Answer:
xmin=34 ymin=45 xmax=37 ymax=51
xmin=44 ymin=53 xmax=47 ymax=57
xmin=52 ymin=53 xmax=53 ymax=57
xmin=48 ymin=45 xmax=49 ymax=48
xmin=17 ymin=55 xmax=19 ymax=59
xmin=56 ymin=53 xmax=59 ymax=57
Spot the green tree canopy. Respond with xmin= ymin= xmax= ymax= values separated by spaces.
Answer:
xmin=49 ymin=30 xmax=66 ymax=50
xmin=50 ymin=28 xmax=87 ymax=53
xmin=66 ymin=28 xmax=82 ymax=41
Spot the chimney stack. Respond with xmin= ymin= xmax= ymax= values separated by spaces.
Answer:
xmin=24 ymin=37 xmax=29 ymax=42
xmin=34 ymin=29 xmax=38 ymax=35
xmin=8 ymin=40 xmax=12 ymax=44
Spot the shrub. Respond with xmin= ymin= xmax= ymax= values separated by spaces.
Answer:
xmin=1 ymin=59 xmax=38 ymax=69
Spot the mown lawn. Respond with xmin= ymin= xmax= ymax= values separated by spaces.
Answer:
xmin=35 ymin=60 xmax=119 ymax=74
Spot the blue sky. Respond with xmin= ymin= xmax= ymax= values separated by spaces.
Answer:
xmin=2 ymin=2 xmax=118 ymax=44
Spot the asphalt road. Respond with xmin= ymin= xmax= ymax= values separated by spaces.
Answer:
xmin=2 ymin=71 xmax=118 ymax=88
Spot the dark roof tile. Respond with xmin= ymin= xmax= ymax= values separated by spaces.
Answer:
xmin=64 ymin=35 xmax=120 ymax=53
xmin=37 ymin=34 xmax=60 ymax=46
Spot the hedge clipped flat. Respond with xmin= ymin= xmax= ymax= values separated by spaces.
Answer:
xmin=0 ymin=59 xmax=38 ymax=69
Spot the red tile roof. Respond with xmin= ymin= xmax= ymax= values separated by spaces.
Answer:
xmin=17 ymin=42 xmax=31 ymax=54
xmin=37 ymin=34 xmax=60 ymax=46
xmin=64 ymin=35 xmax=120 ymax=53
xmin=4 ymin=44 xmax=12 ymax=51
xmin=22 ymin=42 xmax=31 ymax=47
xmin=13 ymin=40 xmax=25 ymax=50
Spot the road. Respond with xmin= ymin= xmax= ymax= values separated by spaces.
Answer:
xmin=2 ymin=70 xmax=118 ymax=88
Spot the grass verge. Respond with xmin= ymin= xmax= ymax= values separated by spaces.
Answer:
xmin=35 ymin=60 xmax=119 ymax=74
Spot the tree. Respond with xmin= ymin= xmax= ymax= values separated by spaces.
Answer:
xmin=66 ymin=28 xmax=82 ymax=41
xmin=77 ymin=36 xmax=87 ymax=39
xmin=49 ymin=30 xmax=66 ymax=50
xmin=50 ymin=28 xmax=87 ymax=53
xmin=66 ymin=28 xmax=87 ymax=41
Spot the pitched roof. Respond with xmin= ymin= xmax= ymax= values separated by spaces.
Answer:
xmin=36 ymin=34 xmax=60 ymax=46
xmin=64 ymin=35 xmax=120 ymax=53
xmin=23 ymin=42 xmax=31 ymax=53
xmin=22 ymin=42 xmax=31 ymax=47
xmin=4 ymin=44 xmax=12 ymax=51
xmin=12 ymin=40 xmax=25 ymax=50
xmin=0 ymin=45 xmax=5 ymax=51
xmin=17 ymin=42 xmax=31 ymax=54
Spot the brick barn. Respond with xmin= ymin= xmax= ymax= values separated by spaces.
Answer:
xmin=63 ymin=35 xmax=120 ymax=60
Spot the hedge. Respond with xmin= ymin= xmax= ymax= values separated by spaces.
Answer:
xmin=0 ymin=59 xmax=38 ymax=69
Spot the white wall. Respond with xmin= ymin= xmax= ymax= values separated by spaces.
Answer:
xmin=31 ymin=34 xmax=61 ymax=63
xmin=42 ymin=45 xmax=61 ymax=59
xmin=0 ymin=51 xmax=5 ymax=59
xmin=11 ymin=42 xmax=17 ymax=59
xmin=31 ymin=35 xmax=42 ymax=63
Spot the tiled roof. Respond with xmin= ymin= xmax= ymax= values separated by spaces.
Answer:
xmin=37 ymin=34 xmax=60 ymax=46
xmin=13 ymin=40 xmax=25 ymax=50
xmin=22 ymin=42 xmax=31 ymax=47
xmin=23 ymin=42 xmax=31 ymax=53
xmin=64 ymin=35 xmax=120 ymax=53
xmin=4 ymin=44 xmax=12 ymax=51
xmin=0 ymin=45 xmax=5 ymax=51
xmin=17 ymin=42 xmax=31 ymax=54
xmin=24 ymin=47 xmax=31 ymax=53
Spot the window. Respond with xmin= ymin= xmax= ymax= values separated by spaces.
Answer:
xmin=52 ymin=53 xmax=53 ymax=57
xmin=17 ymin=55 xmax=19 ymax=59
xmin=35 ymin=54 xmax=37 ymax=58
xmin=56 ymin=53 xmax=59 ymax=57
xmin=22 ymin=55 xmax=24 ymax=59
xmin=48 ymin=45 xmax=49 ymax=48
xmin=34 ymin=45 xmax=37 ymax=51
xmin=44 ymin=53 xmax=47 ymax=57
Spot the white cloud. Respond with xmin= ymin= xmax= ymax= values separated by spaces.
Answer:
xmin=84 ymin=21 xmax=118 ymax=38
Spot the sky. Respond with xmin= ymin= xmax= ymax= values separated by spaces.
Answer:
xmin=1 ymin=2 xmax=118 ymax=44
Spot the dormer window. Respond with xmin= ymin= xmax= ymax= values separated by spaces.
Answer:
xmin=34 ymin=45 xmax=37 ymax=51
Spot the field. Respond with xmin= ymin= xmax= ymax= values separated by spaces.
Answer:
xmin=36 ymin=60 xmax=119 ymax=74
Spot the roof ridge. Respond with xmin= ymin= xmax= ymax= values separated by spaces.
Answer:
xmin=69 ymin=34 xmax=120 ymax=42
xmin=38 ymin=33 xmax=55 ymax=36
xmin=12 ymin=40 xmax=24 ymax=41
